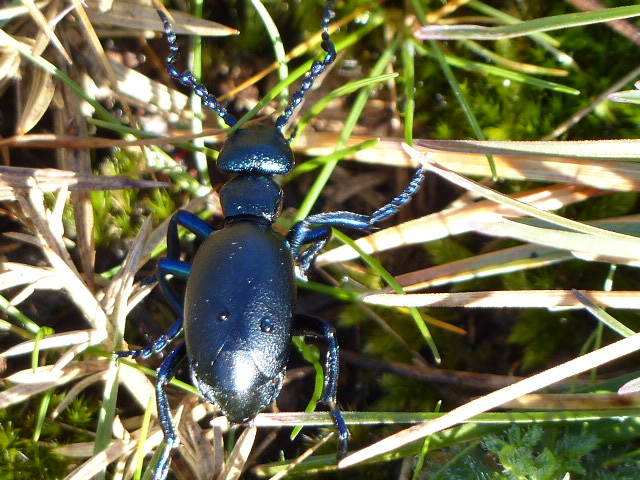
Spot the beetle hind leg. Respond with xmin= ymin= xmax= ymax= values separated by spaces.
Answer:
xmin=152 ymin=342 xmax=187 ymax=480
xmin=294 ymin=313 xmax=350 ymax=459
xmin=115 ymin=317 xmax=183 ymax=360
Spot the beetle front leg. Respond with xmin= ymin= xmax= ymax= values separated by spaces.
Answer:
xmin=288 ymin=225 xmax=332 ymax=278
xmin=153 ymin=341 xmax=187 ymax=480
xmin=166 ymin=210 xmax=216 ymax=258
xmin=294 ymin=313 xmax=350 ymax=460
xmin=120 ymin=211 xmax=214 ymax=359
xmin=156 ymin=258 xmax=191 ymax=320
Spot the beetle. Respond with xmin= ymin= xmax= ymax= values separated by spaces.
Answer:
xmin=118 ymin=2 xmax=425 ymax=478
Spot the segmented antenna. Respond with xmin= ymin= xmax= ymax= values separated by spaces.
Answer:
xmin=158 ymin=1 xmax=336 ymax=131
xmin=370 ymin=166 xmax=426 ymax=223
xmin=158 ymin=11 xmax=238 ymax=127
xmin=275 ymin=1 xmax=337 ymax=130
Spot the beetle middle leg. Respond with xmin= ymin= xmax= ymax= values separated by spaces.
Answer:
xmin=294 ymin=313 xmax=349 ymax=459
xmin=117 ymin=210 xmax=214 ymax=359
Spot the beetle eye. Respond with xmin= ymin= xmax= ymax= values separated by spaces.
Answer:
xmin=260 ymin=317 xmax=274 ymax=333
xmin=217 ymin=309 xmax=230 ymax=322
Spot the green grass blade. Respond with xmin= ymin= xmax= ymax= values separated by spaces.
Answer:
xmin=226 ymin=20 xmax=381 ymax=136
xmin=417 ymin=4 xmax=640 ymax=40
xmin=296 ymin=73 xmax=398 ymax=135
xmin=249 ymin=0 xmax=289 ymax=102
xmin=287 ymin=138 xmax=379 ymax=182
xmin=0 ymin=295 xmax=40 ymax=336
xmin=190 ymin=0 xmax=208 ymax=186
xmin=422 ymin=39 xmax=498 ymax=178
xmin=467 ymin=0 xmax=562 ymax=47
xmin=332 ymin=230 xmax=440 ymax=363
xmin=402 ymin=38 xmax=416 ymax=145
xmin=573 ymin=289 xmax=636 ymax=338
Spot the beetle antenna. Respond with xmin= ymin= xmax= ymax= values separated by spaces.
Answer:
xmin=158 ymin=11 xmax=238 ymax=127
xmin=275 ymin=1 xmax=337 ymax=132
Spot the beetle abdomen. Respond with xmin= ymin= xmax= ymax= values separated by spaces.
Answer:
xmin=183 ymin=222 xmax=296 ymax=421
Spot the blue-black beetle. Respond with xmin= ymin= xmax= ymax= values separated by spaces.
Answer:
xmin=118 ymin=3 xmax=425 ymax=478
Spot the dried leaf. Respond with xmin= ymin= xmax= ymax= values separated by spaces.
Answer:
xmin=18 ymin=64 xmax=54 ymax=134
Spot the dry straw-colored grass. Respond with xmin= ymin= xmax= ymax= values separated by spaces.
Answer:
xmin=3 ymin=0 xmax=640 ymax=478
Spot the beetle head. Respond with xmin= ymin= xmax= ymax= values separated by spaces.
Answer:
xmin=217 ymin=127 xmax=294 ymax=175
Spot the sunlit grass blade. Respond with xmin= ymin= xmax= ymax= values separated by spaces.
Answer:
xmin=573 ymin=289 xmax=636 ymax=338
xmin=475 ymin=219 xmax=640 ymax=262
xmin=461 ymin=40 xmax=569 ymax=76
xmin=318 ymin=184 xmax=595 ymax=265
xmin=287 ymin=138 xmax=379 ymax=181
xmin=609 ymin=81 xmax=640 ymax=104
xmin=416 ymin=4 xmax=640 ymax=40
xmin=362 ymin=290 xmax=640 ymax=310
xmin=417 ymin=137 xmax=640 ymax=158
xmin=339 ymin=333 xmax=640 ymax=467
xmin=332 ymin=230 xmax=440 ymax=364
xmin=394 ymin=244 xmax=571 ymax=292
xmin=296 ymin=73 xmax=398 ymax=136
xmin=404 ymin=144 xmax=640 ymax=242
xmin=85 ymin=3 xmax=238 ymax=36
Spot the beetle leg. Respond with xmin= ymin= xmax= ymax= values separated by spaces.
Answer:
xmin=119 ymin=210 xmax=216 ymax=358
xmin=154 ymin=341 xmax=187 ymax=480
xmin=166 ymin=210 xmax=216 ymax=259
xmin=288 ymin=225 xmax=331 ymax=278
xmin=161 ymin=210 xmax=216 ymax=313
xmin=294 ymin=313 xmax=350 ymax=460
xmin=288 ymin=165 xmax=425 ymax=275
xmin=157 ymin=259 xmax=191 ymax=318
xmin=115 ymin=316 xmax=183 ymax=360
xmin=116 ymin=260 xmax=191 ymax=360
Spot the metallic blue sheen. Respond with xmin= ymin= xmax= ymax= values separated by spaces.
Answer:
xmin=184 ymin=222 xmax=295 ymax=422
xmin=217 ymin=127 xmax=293 ymax=174
xmin=219 ymin=174 xmax=283 ymax=223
